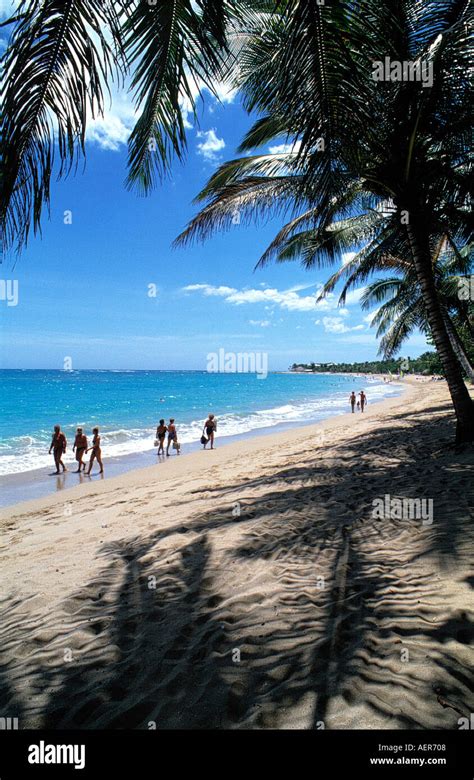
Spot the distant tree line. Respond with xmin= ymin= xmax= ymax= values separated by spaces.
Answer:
xmin=290 ymin=351 xmax=445 ymax=376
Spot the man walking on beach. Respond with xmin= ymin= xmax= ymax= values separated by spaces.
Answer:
xmin=349 ymin=391 xmax=356 ymax=413
xmin=73 ymin=427 xmax=88 ymax=472
xmin=49 ymin=425 xmax=67 ymax=474
xmin=359 ymin=390 xmax=367 ymax=412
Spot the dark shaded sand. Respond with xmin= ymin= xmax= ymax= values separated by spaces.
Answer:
xmin=0 ymin=381 xmax=472 ymax=728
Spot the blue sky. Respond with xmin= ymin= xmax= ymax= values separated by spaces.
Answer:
xmin=1 ymin=3 xmax=429 ymax=371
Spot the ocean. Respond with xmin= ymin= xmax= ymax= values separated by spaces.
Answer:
xmin=0 ymin=370 xmax=401 ymax=504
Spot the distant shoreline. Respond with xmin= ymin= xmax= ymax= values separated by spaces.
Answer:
xmin=278 ymin=370 xmax=401 ymax=377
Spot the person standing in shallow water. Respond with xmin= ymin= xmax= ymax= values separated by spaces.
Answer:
xmin=349 ymin=391 xmax=356 ymax=413
xmin=156 ymin=419 xmax=167 ymax=456
xmin=359 ymin=390 xmax=367 ymax=412
xmin=86 ymin=427 xmax=103 ymax=474
xmin=203 ymin=414 xmax=217 ymax=449
xmin=49 ymin=425 xmax=67 ymax=474
xmin=166 ymin=419 xmax=179 ymax=456
xmin=73 ymin=427 xmax=88 ymax=472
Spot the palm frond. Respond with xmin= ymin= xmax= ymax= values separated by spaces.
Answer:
xmin=124 ymin=0 xmax=243 ymax=192
xmin=378 ymin=301 xmax=421 ymax=358
xmin=0 ymin=0 xmax=127 ymax=254
xmin=174 ymin=173 xmax=304 ymax=246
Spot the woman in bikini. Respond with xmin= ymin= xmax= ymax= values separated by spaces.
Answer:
xmin=156 ymin=419 xmax=167 ymax=456
xmin=49 ymin=425 xmax=67 ymax=474
xmin=73 ymin=427 xmax=88 ymax=472
xmin=86 ymin=427 xmax=104 ymax=474
xmin=166 ymin=419 xmax=179 ymax=456
xmin=203 ymin=414 xmax=217 ymax=449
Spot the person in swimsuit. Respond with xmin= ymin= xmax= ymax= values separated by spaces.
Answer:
xmin=49 ymin=425 xmax=67 ymax=474
xmin=166 ymin=419 xmax=179 ymax=456
xmin=359 ymin=390 xmax=367 ymax=412
xmin=156 ymin=419 xmax=167 ymax=456
xmin=73 ymin=427 xmax=88 ymax=472
xmin=349 ymin=391 xmax=356 ymax=413
xmin=86 ymin=427 xmax=103 ymax=474
xmin=203 ymin=414 xmax=217 ymax=449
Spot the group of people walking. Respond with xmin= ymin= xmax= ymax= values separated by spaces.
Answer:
xmin=155 ymin=418 xmax=180 ymax=456
xmin=349 ymin=390 xmax=367 ymax=413
xmin=155 ymin=414 xmax=217 ymax=457
xmin=51 ymin=394 xmax=366 ymax=473
xmin=49 ymin=413 xmax=219 ymax=473
xmin=49 ymin=426 xmax=103 ymax=475
xmin=155 ymin=414 xmax=217 ymax=458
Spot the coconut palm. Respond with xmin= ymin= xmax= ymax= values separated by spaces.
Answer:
xmin=367 ymin=278 xmax=473 ymax=379
xmin=360 ymin=255 xmax=474 ymax=381
xmin=177 ymin=0 xmax=474 ymax=442
xmin=304 ymin=222 xmax=474 ymax=379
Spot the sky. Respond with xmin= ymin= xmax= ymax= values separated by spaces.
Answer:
xmin=0 ymin=2 xmax=429 ymax=371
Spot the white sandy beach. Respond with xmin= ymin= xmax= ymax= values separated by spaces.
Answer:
xmin=0 ymin=379 xmax=472 ymax=729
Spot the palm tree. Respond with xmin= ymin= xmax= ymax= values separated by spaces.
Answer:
xmin=272 ymin=206 xmax=474 ymax=380
xmin=176 ymin=0 xmax=474 ymax=442
xmin=361 ymin=265 xmax=474 ymax=382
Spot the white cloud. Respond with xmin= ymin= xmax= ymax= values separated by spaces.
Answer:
xmin=249 ymin=319 xmax=271 ymax=327
xmin=344 ymin=287 xmax=365 ymax=305
xmin=183 ymin=282 xmax=365 ymax=315
xmin=233 ymin=288 xmax=318 ymax=310
xmin=196 ymin=128 xmax=226 ymax=161
xmin=286 ymin=282 xmax=316 ymax=293
xmin=269 ymin=140 xmax=302 ymax=155
xmin=87 ymin=111 xmax=133 ymax=152
xmin=184 ymin=283 xmax=319 ymax=311
xmin=322 ymin=317 xmax=365 ymax=334
xmin=184 ymin=283 xmax=236 ymax=296
xmin=363 ymin=308 xmax=380 ymax=327
xmin=210 ymin=81 xmax=238 ymax=105
xmin=86 ymin=86 xmax=138 ymax=151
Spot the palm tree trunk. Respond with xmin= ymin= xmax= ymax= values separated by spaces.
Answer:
xmin=443 ymin=312 xmax=474 ymax=384
xmin=407 ymin=223 xmax=473 ymax=444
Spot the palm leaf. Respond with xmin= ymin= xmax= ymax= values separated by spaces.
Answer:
xmin=0 ymin=0 xmax=127 ymax=255
xmin=123 ymin=0 xmax=243 ymax=193
xmin=174 ymin=173 xmax=304 ymax=246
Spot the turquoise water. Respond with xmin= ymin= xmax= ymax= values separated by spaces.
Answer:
xmin=0 ymin=369 xmax=400 ymax=476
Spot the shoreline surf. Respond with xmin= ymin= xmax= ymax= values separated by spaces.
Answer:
xmin=0 ymin=370 xmax=402 ymax=476
xmin=0 ymin=379 xmax=407 ymax=510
